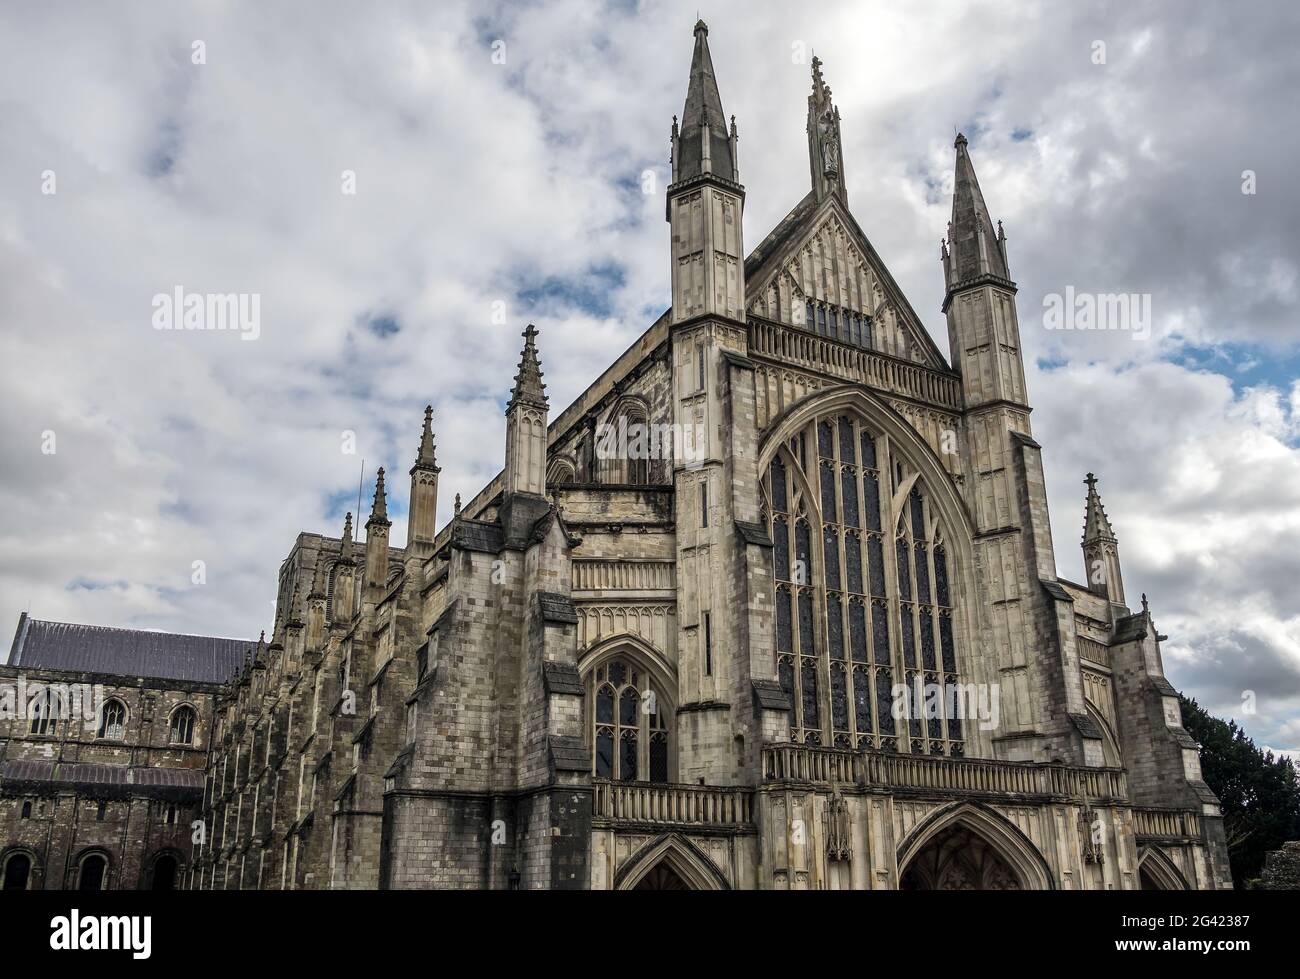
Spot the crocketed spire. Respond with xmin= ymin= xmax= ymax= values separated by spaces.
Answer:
xmin=1082 ymin=473 xmax=1117 ymax=543
xmin=507 ymin=324 xmax=548 ymax=411
xmin=368 ymin=467 xmax=390 ymax=526
xmin=413 ymin=405 xmax=439 ymax=472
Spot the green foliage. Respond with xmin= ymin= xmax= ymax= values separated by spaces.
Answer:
xmin=1179 ymin=694 xmax=1300 ymax=887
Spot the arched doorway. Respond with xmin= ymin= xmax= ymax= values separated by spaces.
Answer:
xmin=1137 ymin=848 xmax=1188 ymax=890
xmin=895 ymin=803 xmax=1055 ymax=890
xmin=3 ymin=852 xmax=32 ymax=891
xmin=614 ymin=834 xmax=730 ymax=890
xmin=78 ymin=853 xmax=108 ymax=891
xmin=899 ymin=824 xmax=1022 ymax=889
xmin=633 ymin=863 xmax=691 ymax=890
xmin=151 ymin=854 xmax=178 ymax=891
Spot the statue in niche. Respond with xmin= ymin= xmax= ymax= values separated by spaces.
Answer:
xmin=819 ymin=101 xmax=840 ymax=180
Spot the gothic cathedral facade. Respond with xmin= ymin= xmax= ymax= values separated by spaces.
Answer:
xmin=176 ymin=22 xmax=1232 ymax=891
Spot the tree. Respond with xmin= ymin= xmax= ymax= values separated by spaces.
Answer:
xmin=1179 ymin=694 xmax=1300 ymax=887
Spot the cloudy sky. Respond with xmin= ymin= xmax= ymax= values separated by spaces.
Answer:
xmin=1 ymin=1 xmax=1296 ymax=755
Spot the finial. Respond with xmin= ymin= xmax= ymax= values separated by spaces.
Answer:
xmin=1141 ymin=593 xmax=1149 ymax=613
xmin=954 ymin=131 xmax=968 ymax=148
xmin=259 ymin=630 xmax=265 ymax=643
xmin=454 ymin=493 xmax=462 ymax=516
xmin=694 ymin=18 xmax=708 ymax=35
xmin=730 ymin=114 xmax=737 ymax=138
xmin=1085 ymin=472 xmax=1097 ymax=487
xmin=370 ymin=467 xmax=389 ymax=523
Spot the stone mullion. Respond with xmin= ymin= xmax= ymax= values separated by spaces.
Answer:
xmin=877 ymin=434 xmax=908 ymax=753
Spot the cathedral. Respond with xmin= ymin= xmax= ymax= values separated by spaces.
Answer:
xmin=0 ymin=21 xmax=1231 ymax=891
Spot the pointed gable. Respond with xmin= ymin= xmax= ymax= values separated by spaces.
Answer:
xmin=744 ymin=195 xmax=950 ymax=370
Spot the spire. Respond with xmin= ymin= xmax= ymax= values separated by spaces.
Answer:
xmin=1082 ymin=473 xmax=1116 ymax=543
xmin=807 ymin=55 xmax=846 ymax=203
xmin=1082 ymin=472 xmax=1126 ymax=608
xmin=340 ymin=511 xmax=355 ymax=560
xmin=366 ymin=467 xmax=391 ymax=530
xmin=507 ymin=324 xmax=548 ymax=411
xmin=308 ymin=551 xmax=328 ymax=599
xmin=412 ymin=405 xmax=439 ymax=473
xmin=674 ymin=20 xmax=737 ymax=183
xmin=946 ymin=132 xmax=1010 ymax=291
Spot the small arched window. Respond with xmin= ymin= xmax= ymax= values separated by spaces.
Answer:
xmin=97 ymin=699 xmax=127 ymax=740
xmin=20 ymin=801 xmax=32 ymax=819
xmin=169 ymin=705 xmax=197 ymax=745
xmin=78 ymin=852 xmax=107 ymax=891
xmin=28 ymin=696 xmax=57 ymax=737
xmin=2 ymin=852 xmax=32 ymax=891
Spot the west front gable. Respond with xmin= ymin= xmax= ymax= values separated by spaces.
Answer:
xmin=744 ymin=194 xmax=951 ymax=372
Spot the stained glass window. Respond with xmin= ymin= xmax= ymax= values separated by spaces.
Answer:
xmin=763 ymin=413 xmax=965 ymax=755
xmin=586 ymin=658 xmax=669 ymax=783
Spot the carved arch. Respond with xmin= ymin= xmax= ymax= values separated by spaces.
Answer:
xmin=1137 ymin=846 xmax=1189 ymax=890
xmin=1 ymin=845 xmax=42 ymax=891
xmin=1085 ymin=700 xmax=1122 ymax=768
xmin=896 ymin=802 xmax=1056 ymax=890
xmin=613 ymin=833 xmax=731 ymax=890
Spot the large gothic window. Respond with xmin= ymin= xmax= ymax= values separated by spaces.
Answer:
xmin=763 ymin=413 xmax=965 ymax=756
xmin=588 ymin=658 xmax=670 ymax=783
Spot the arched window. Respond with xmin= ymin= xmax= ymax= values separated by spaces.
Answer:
xmin=169 ymin=705 xmax=197 ymax=745
xmin=2 ymin=852 xmax=31 ymax=891
xmin=28 ymin=695 xmax=57 ymax=737
xmin=151 ymin=854 xmax=178 ymax=891
xmin=78 ymin=852 xmax=107 ymax=891
xmin=763 ymin=412 xmax=966 ymax=756
xmin=587 ymin=657 xmax=670 ymax=783
xmin=20 ymin=801 xmax=32 ymax=819
xmin=598 ymin=400 xmax=654 ymax=485
xmin=547 ymin=457 xmax=576 ymax=488
xmin=97 ymin=699 xmax=127 ymax=740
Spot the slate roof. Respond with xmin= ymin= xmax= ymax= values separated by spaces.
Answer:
xmin=8 ymin=614 xmax=249 ymax=684
xmin=0 ymin=759 xmax=204 ymax=790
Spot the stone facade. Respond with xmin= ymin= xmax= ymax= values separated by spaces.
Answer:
xmin=0 ymin=620 xmax=240 ymax=891
xmin=1 ymin=21 xmax=1233 ymax=891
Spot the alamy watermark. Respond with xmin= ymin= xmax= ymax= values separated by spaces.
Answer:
xmin=151 ymin=287 xmax=261 ymax=340
xmin=595 ymin=417 xmax=707 ymax=468
xmin=1042 ymin=286 xmax=1150 ymax=340
xmin=891 ymin=676 xmax=1000 ymax=731
xmin=0 ymin=677 xmax=107 ymax=725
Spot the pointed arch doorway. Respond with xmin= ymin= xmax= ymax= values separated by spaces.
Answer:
xmin=899 ymin=824 xmax=1022 ymax=889
xmin=613 ymin=834 xmax=731 ymax=891
xmin=895 ymin=803 xmax=1055 ymax=890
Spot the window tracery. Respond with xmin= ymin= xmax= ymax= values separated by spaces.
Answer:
xmin=763 ymin=412 xmax=965 ymax=755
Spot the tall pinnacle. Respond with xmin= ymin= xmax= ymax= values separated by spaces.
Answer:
xmin=507 ymin=324 xmax=548 ymax=411
xmin=413 ymin=405 xmax=440 ymax=472
xmin=369 ymin=467 xmax=390 ymax=525
xmin=807 ymin=54 xmax=846 ymax=202
xmin=946 ymin=133 xmax=1009 ymax=288
xmin=340 ymin=510 xmax=355 ymax=559
xmin=675 ymin=20 xmax=736 ymax=182
xmin=1082 ymin=473 xmax=1116 ymax=542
